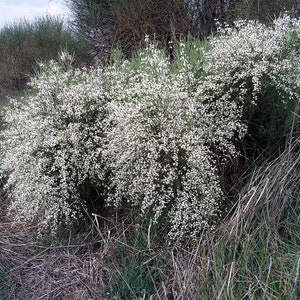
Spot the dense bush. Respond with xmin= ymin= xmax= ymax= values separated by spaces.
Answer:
xmin=102 ymin=42 xmax=241 ymax=239
xmin=1 ymin=16 xmax=299 ymax=239
xmin=68 ymin=0 xmax=191 ymax=60
xmin=0 ymin=53 xmax=108 ymax=233
xmin=203 ymin=15 xmax=300 ymax=154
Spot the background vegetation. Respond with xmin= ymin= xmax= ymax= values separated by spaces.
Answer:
xmin=0 ymin=15 xmax=88 ymax=104
xmin=0 ymin=1 xmax=299 ymax=299
xmin=67 ymin=0 xmax=300 ymax=61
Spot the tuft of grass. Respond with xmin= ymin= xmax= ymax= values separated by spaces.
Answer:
xmin=109 ymin=252 xmax=158 ymax=299
xmin=103 ymin=211 xmax=166 ymax=299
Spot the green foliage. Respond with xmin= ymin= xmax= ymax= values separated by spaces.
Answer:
xmin=108 ymin=216 xmax=166 ymax=300
xmin=67 ymin=0 xmax=192 ymax=61
xmin=0 ymin=15 xmax=88 ymax=100
xmin=249 ymin=81 xmax=299 ymax=154
xmin=0 ymin=268 xmax=16 ymax=300
xmin=199 ymin=229 xmax=300 ymax=299
xmin=109 ymin=248 xmax=161 ymax=299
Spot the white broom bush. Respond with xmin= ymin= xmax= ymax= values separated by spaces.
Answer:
xmin=0 ymin=53 xmax=108 ymax=233
xmin=103 ymin=44 xmax=228 ymax=240
xmin=200 ymin=15 xmax=300 ymax=153
xmin=0 ymin=16 xmax=299 ymax=238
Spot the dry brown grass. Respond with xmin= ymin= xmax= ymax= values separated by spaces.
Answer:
xmin=0 ymin=195 xmax=113 ymax=299
xmin=223 ymin=134 xmax=300 ymax=238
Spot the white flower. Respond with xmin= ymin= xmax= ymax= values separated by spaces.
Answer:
xmin=1 ymin=15 xmax=299 ymax=238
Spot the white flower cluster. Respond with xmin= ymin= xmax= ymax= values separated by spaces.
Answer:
xmin=1 ymin=16 xmax=299 ymax=239
xmin=205 ymin=15 xmax=300 ymax=105
xmin=103 ymin=45 xmax=225 ymax=239
xmin=200 ymin=15 xmax=300 ymax=154
xmin=1 ymin=56 xmax=108 ymax=234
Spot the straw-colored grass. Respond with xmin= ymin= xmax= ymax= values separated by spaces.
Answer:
xmin=0 ymin=195 xmax=110 ymax=299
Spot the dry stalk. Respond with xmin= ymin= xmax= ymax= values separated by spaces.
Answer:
xmin=0 ymin=196 xmax=115 ymax=299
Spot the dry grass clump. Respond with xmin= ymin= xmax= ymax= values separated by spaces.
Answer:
xmin=225 ymin=136 xmax=299 ymax=237
xmin=0 ymin=195 xmax=113 ymax=299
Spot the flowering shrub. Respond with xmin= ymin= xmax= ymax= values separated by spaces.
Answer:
xmin=101 ymin=14 xmax=300 ymax=237
xmin=0 ymin=53 xmax=108 ymax=233
xmin=102 ymin=43 xmax=244 ymax=239
xmin=1 ymin=16 xmax=299 ymax=239
xmin=200 ymin=15 xmax=300 ymax=153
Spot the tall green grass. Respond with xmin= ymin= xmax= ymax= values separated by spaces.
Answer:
xmin=0 ymin=16 xmax=87 ymax=102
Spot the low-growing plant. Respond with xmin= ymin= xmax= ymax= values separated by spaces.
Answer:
xmin=109 ymin=247 xmax=161 ymax=299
